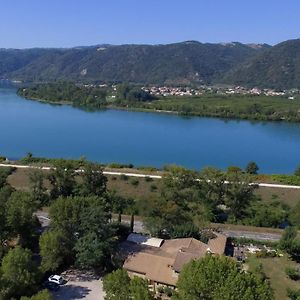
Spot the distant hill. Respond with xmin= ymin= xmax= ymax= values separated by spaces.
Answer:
xmin=0 ymin=41 xmax=268 ymax=85
xmin=222 ymin=39 xmax=300 ymax=89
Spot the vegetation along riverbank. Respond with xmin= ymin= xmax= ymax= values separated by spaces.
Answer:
xmin=18 ymin=82 xmax=300 ymax=122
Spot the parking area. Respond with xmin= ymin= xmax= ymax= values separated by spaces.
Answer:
xmin=52 ymin=269 xmax=105 ymax=300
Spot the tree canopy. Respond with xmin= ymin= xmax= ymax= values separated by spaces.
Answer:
xmin=174 ymin=255 xmax=273 ymax=300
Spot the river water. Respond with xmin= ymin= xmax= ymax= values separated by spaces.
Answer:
xmin=0 ymin=87 xmax=299 ymax=173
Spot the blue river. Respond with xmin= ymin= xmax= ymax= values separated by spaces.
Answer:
xmin=0 ymin=87 xmax=299 ymax=174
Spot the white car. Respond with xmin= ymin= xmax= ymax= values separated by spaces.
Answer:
xmin=48 ymin=275 xmax=64 ymax=285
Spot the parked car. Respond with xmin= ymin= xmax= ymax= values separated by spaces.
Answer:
xmin=43 ymin=281 xmax=60 ymax=291
xmin=48 ymin=274 xmax=64 ymax=285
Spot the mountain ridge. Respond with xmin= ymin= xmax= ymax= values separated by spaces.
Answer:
xmin=0 ymin=39 xmax=299 ymax=88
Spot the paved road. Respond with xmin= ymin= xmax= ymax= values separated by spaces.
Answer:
xmin=1 ymin=163 xmax=300 ymax=189
xmin=36 ymin=211 xmax=282 ymax=242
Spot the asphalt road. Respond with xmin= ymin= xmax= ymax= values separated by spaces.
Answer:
xmin=36 ymin=211 xmax=282 ymax=242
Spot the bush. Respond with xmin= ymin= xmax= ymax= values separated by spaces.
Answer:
xmin=131 ymin=179 xmax=139 ymax=186
xmin=256 ymin=250 xmax=277 ymax=258
xmin=144 ymin=176 xmax=153 ymax=182
xmin=108 ymin=163 xmax=134 ymax=169
xmin=150 ymin=184 xmax=157 ymax=192
xmin=0 ymin=156 xmax=7 ymax=162
xmin=120 ymin=174 xmax=129 ymax=181
xmin=287 ymin=288 xmax=300 ymax=300
xmin=295 ymin=165 xmax=300 ymax=177
xmin=137 ymin=166 xmax=159 ymax=172
xmin=286 ymin=267 xmax=300 ymax=280
xmin=0 ymin=167 xmax=15 ymax=188
xmin=111 ymin=176 xmax=117 ymax=181
xmin=163 ymin=286 xmax=174 ymax=297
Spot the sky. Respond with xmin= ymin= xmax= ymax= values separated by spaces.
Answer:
xmin=1 ymin=0 xmax=299 ymax=48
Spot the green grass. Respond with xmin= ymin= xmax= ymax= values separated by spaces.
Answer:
xmin=271 ymin=175 xmax=300 ymax=186
xmin=247 ymin=254 xmax=300 ymax=300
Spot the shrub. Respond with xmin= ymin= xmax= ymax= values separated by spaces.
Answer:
xmin=150 ymin=184 xmax=157 ymax=192
xmin=108 ymin=163 xmax=134 ymax=169
xmin=144 ymin=176 xmax=153 ymax=182
xmin=287 ymin=287 xmax=300 ymax=300
xmin=131 ymin=179 xmax=139 ymax=186
xmin=286 ymin=267 xmax=300 ymax=280
xmin=137 ymin=166 xmax=159 ymax=172
xmin=120 ymin=174 xmax=129 ymax=181
xmin=163 ymin=286 xmax=174 ymax=297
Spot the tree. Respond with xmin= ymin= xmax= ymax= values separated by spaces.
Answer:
xmin=110 ymin=192 xmax=134 ymax=223
xmin=227 ymin=166 xmax=242 ymax=174
xmin=1 ymin=246 xmax=39 ymax=299
xmin=74 ymin=231 xmax=114 ymax=269
xmin=78 ymin=162 xmax=107 ymax=197
xmin=74 ymin=204 xmax=115 ymax=269
xmin=280 ymin=226 xmax=298 ymax=251
xmin=20 ymin=290 xmax=52 ymax=300
xmin=50 ymin=196 xmax=110 ymax=236
xmin=162 ymin=165 xmax=199 ymax=204
xmin=5 ymin=191 xmax=39 ymax=246
xmin=199 ymin=167 xmax=226 ymax=208
xmin=289 ymin=201 xmax=300 ymax=229
xmin=0 ymin=185 xmax=14 ymax=245
xmin=103 ymin=269 xmax=130 ymax=300
xmin=39 ymin=230 xmax=72 ymax=272
xmin=174 ymin=255 xmax=273 ymax=300
xmin=279 ymin=227 xmax=300 ymax=261
xmin=295 ymin=165 xmax=300 ymax=177
xmin=129 ymin=277 xmax=154 ymax=300
xmin=225 ymin=173 xmax=257 ymax=221
xmin=144 ymin=198 xmax=192 ymax=238
xmin=0 ymin=167 xmax=14 ymax=189
xmin=48 ymin=160 xmax=76 ymax=199
xmin=245 ymin=161 xmax=259 ymax=175
xmin=47 ymin=196 xmax=115 ymax=270
xmin=103 ymin=269 xmax=153 ymax=300
xmin=29 ymin=170 xmax=48 ymax=206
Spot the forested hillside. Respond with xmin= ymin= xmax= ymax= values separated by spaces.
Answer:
xmin=0 ymin=41 xmax=267 ymax=85
xmin=222 ymin=39 xmax=300 ymax=89
xmin=2 ymin=40 xmax=300 ymax=89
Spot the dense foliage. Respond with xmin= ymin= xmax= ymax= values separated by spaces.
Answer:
xmin=18 ymin=82 xmax=155 ymax=109
xmin=174 ymin=255 xmax=273 ymax=300
xmin=1 ymin=41 xmax=266 ymax=85
xmin=103 ymin=269 xmax=154 ymax=300
xmin=279 ymin=227 xmax=300 ymax=261
xmin=19 ymin=83 xmax=300 ymax=122
xmin=223 ymin=39 xmax=300 ymax=89
xmin=130 ymin=94 xmax=300 ymax=122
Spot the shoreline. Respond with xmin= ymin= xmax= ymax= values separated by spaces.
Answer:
xmin=19 ymin=93 xmax=300 ymax=124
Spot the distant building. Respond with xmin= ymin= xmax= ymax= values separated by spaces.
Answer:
xmin=122 ymin=232 xmax=227 ymax=290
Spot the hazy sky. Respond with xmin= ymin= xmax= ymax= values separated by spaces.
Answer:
xmin=1 ymin=0 xmax=299 ymax=48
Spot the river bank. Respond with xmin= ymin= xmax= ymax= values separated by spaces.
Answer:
xmin=2 ymin=87 xmax=300 ymax=174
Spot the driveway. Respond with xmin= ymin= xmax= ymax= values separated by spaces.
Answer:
xmin=52 ymin=270 xmax=105 ymax=300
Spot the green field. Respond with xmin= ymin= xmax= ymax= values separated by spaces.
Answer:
xmin=247 ymin=254 xmax=300 ymax=300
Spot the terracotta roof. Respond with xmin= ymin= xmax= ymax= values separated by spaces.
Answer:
xmin=160 ymin=238 xmax=207 ymax=256
xmin=123 ymin=232 xmax=227 ymax=286
xmin=124 ymin=252 xmax=178 ymax=286
xmin=207 ymin=233 xmax=227 ymax=255
xmin=172 ymin=249 xmax=205 ymax=272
